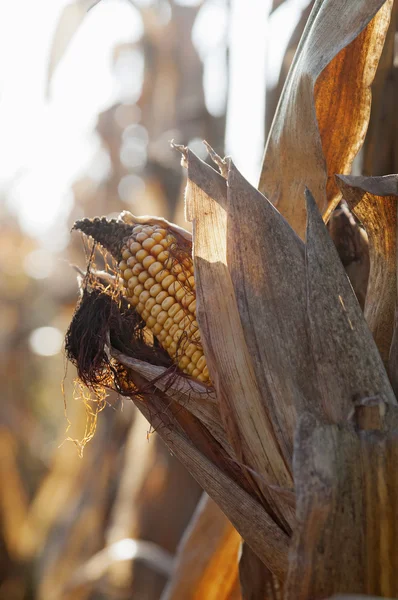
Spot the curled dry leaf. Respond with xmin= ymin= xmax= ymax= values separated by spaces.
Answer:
xmin=161 ymin=494 xmax=241 ymax=600
xmin=336 ymin=175 xmax=398 ymax=371
xmin=259 ymin=0 xmax=393 ymax=238
xmin=184 ymin=149 xmax=295 ymax=531
xmin=304 ymin=189 xmax=396 ymax=421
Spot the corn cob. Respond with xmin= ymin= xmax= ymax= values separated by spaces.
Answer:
xmin=74 ymin=217 xmax=209 ymax=383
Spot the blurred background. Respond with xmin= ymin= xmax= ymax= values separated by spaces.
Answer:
xmin=0 ymin=0 xmax=315 ymax=598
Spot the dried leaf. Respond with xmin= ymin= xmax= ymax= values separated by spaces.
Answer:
xmin=259 ymin=0 xmax=393 ymax=238
xmin=162 ymin=494 xmax=241 ymax=600
xmin=184 ymin=149 xmax=294 ymax=531
xmin=131 ymin=393 xmax=290 ymax=580
xmin=305 ymin=189 xmax=396 ymax=421
xmin=46 ymin=0 xmax=100 ymax=94
xmin=226 ymin=161 xmax=320 ymax=465
xmin=111 ymin=349 xmax=233 ymax=458
xmin=337 ymin=175 xmax=398 ymax=366
xmin=285 ymin=414 xmax=398 ymax=599
xmin=239 ymin=543 xmax=283 ymax=600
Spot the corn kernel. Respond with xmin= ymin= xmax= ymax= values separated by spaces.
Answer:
xmin=161 ymin=296 xmax=175 ymax=311
xmin=146 ymin=315 xmax=156 ymax=328
xmin=129 ymin=241 xmax=141 ymax=254
xmin=136 ymin=232 xmax=148 ymax=243
xmin=157 ymin=311 xmax=168 ymax=325
xmin=191 ymin=350 xmax=202 ymax=364
xmin=196 ymin=355 xmax=206 ymax=371
xmin=122 ymin=249 xmax=131 ymax=260
xmin=142 ymin=237 xmax=156 ymax=251
xmin=132 ymin=263 xmax=144 ymax=275
xmin=144 ymin=277 xmax=156 ymax=290
xmin=151 ymin=304 xmax=163 ymax=318
xmin=139 ymin=290 xmax=150 ymax=304
xmin=161 ymin=274 xmax=175 ymax=289
xmin=136 ymin=249 xmax=148 ymax=262
xmin=145 ymin=297 xmax=156 ymax=312
xmin=119 ymin=260 xmax=128 ymax=271
xmin=128 ymin=276 xmax=139 ymax=290
xmin=148 ymin=261 xmax=163 ymax=277
xmin=138 ymin=271 xmax=149 ymax=283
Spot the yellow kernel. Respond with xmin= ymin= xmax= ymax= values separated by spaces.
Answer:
xmin=142 ymin=255 xmax=156 ymax=269
xmin=197 ymin=373 xmax=207 ymax=382
xmin=160 ymin=239 xmax=169 ymax=248
xmin=152 ymin=323 xmax=162 ymax=335
xmin=129 ymin=296 xmax=139 ymax=307
xmin=136 ymin=232 xmax=148 ymax=243
xmin=178 ymin=356 xmax=190 ymax=370
xmin=196 ymin=355 xmax=206 ymax=371
xmin=192 ymin=368 xmax=200 ymax=378
xmin=132 ymin=263 xmax=144 ymax=275
xmin=150 ymin=283 xmax=163 ymax=297
xmin=179 ymin=315 xmax=192 ymax=330
xmin=173 ymin=309 xmax=185 ymax=324
xmin=168 ymin=280 xmax=181 ymax=295
xmin=173 ymin=329 xmax=184 ymax=342
xmin=169 ymin=341 xmax=177 ymax=355
xmin=138 ymin=271 xmax=149 ymax=283
xmin=142 ymin=237 xmax=156 ymax=251
xmin=122 ymin=249 xmax=131 ymax=260
xmin=156 ymin=228 xmax=167 ymax=237
xmin=157 ymin=250 xmax=170 ymax=263
xmin=155 ymin=290 xmax=168 ymax=303
xmin=144 ymin=278 xmax=156 ymax=290
xmin=151 ymin=243 xmax=164 ymax=256
xmin=146 ymin=315 xmax=156 ymax=328
xmin=136 ymin=249 xmax=149 ymax=262
xmin=123 ymin=268 xmax=133 ymax=281
xmin=128 ymin=276 xmax=139 ymax=290
xmin=169 ymin=323 xmax=179 ymax=337
xmin=141 ymin=309 xmax=150 ymax=320
xmin=188 ymin=275 xmax=195 ymax=288
xmin=163 ymin=317 xmax=174 ymax=331
xmin=145 ymin=297 xmax=156 ymax=311
xmin=186 ymin=362 xmax=196 ymax=375
xmin=175 ymin=287 xmax=186 ymax=302
xmin=152 ymin=232 xmax=165 ymax=243
xmin=157 ymin=311 xmax=168 ymax=325
xmin=142 ymin=226 xmax=154 ymax=235
xmin=127 ymin=256 xmax=137 ymax=267
xmin=132 ymin=225 xmax=143 ymax=234
xmin=203 ymin=366 xmax=209 ymax=378
xmin=162 ymin=274 xmax=175 ymax=289
xmin=134 ymin=284 xmax=144 ymax=297
xmin=185 ymin=343 xmax=197 ymax=358
xmin=139 ymin=290 xmax=150 ymax=304
xmin=136 ymin=302 xmax=144 ymax=313
xmin=164 ymin=335 xmax=173 ymax=347
xmin=158 ymin=330 xmax=168 ymax=342
xmin=129 ymin=241 xmax=141 ymax=254
xmin=181 ymin=294 xmax=194 ymax=309
xmin=187 ymin=299 xmax=196 ymax=313
xmin=119 ymin=260 xmax=127 ymax=271
xmin=151 ymin=304 xmax=163 ymax=318
xmin=168 ymin=303 xmax=181 ymax=318
xmin=191 ymin=350 xmax=202 ymax=364
xmin=161 ymin=297 xmax=175 ymax=311
xmin=148 ymin=261 xmax=163 ymax=277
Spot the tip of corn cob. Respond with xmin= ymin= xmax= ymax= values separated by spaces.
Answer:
xmin=73 ymin=217 xmax=135 ymax=261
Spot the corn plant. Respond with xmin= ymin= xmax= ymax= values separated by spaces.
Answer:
xmin=66 ymin=1 xmax=398 ymax=598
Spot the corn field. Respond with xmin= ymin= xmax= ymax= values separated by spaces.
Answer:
xmin=2 ymin=0 xmax=398 ymax=599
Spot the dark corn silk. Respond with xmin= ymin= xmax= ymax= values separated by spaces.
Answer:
xmin=74 ymin=217 xmax=209 ymax=382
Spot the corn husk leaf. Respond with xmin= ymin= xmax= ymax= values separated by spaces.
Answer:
xmin=226 ymin=161 xmax=320 ymax=464
xmin=184 ymin=149 xmax=295 ymax=530
xmin=285 ymin=411 xmax=398 ymax=599
xmin=129 ymin=386 xmax=290 ymax=580
xmin=111 ymin=349 xmax=233 ymax=458
xmin=259 ymin=0 xmax=393 ymax=238
xmin=161 ymin=494 xmax=241 ymax=600
xmin=305 ymin=189 xmax=396 ymax=419
xmin=336 ymin=175 xmax=398 ymax=370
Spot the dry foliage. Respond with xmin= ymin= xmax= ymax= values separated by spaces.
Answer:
xmin=62 ymin=1 xmax=398 ymax=599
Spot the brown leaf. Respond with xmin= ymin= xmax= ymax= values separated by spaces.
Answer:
xmin=285 ymin=414 xmax=398 ymax=599
xmin=305 ymin=189 xmax=396 ymax=421
xmin=162 ymin=494 xmax=241 ymax=600
xmin=130 ymin=392 xmax=290 ymax=581
xmin=184 ymin=149 xmax=295 ymax=531
xmin=259 ymin=1 xmax=393 ymax=238
xmin=239 ymin=543 xmax=283 ymax=600
xmin=226 ymin=162 xmax=320 ymax=466
xmin=337 ymin=175 xmax=398 ymax=367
